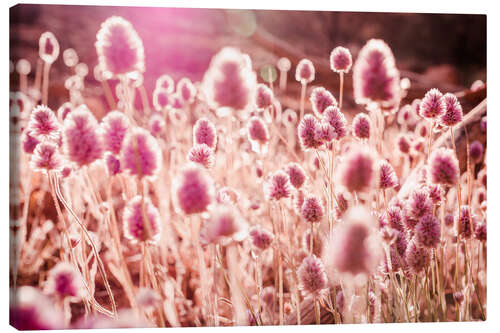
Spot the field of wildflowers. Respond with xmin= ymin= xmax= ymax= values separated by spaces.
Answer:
xmin=9 ymin=6 xmax=487 ymax=329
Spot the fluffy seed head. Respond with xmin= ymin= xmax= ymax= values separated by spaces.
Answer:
xmin=386 ymin=205 xmax=404 ymax=232
xmin=193 ymin=117 xmax=217 ymax=149
xmin=456 ymin=205 xmax=473 ymax=239
xmin=28 ymin=105 xmax=60 ymax=141
xmin=249 ymin=226 xmax=274 ymax=251
xmin=10 ymin=286 xmax=64 ymax=330
xmin=353 ymin=39 xmax=400 ymax=109
xmin=378 ymin=160 xmax=398 ymax=189
xmin=285 ymin=162 xmax=307 ymax=189
xmin=440 ymin=93 xmax=463 ymax=127
xmin=152 ymin=89 xmax=170 ymax=112
xmin=121 ymin=127 xmax=162 ymax=178
xmin=295 ymin=59 xmax=315 ymax=84
xmin=323 ymin=106 xmax=347 ymax=140
xmin=39 ymin=32 xmax=60 ymax=64
xmin=277 ymin=57 xmax=291 ymax=71
xmin=314 ymin=121 xmax=336 ymax=143
xmin=298 ymin=255 xmax=328 ymax=295
xmin=95 ymin=16 xmax=145 ymax=77
xmin=324 ymin=206 xmax=382 ymax=279
xmin=427 ymin=184 xmax=443 ymax=204
xmin=156 ymin=74 xmax=175 ymax=93
xmin=201 ymin=204 xmax=247 ymax=245
xmin=187 ymin=144 xmax=215 ymax=169
xmin=330 ymin=46 xmax=353 ymax=73
xmin=247 ymin=116 xmax=269 ymax=144
xmin=30 ymin=142 xmax=63 ymax=173
xmin=174 ymin=163 xmax=214 ymax=215
xmin=408 ymin=188 xmax=433 ymax=220
xmin=429 ymin=148 xmax=459 ymax=186
xmin=469 ymin=140 xmax=484 ymax=164
xmin=57 ymin=102 xmax=74 ymax=122
xmin=301 ymin=195 xmax=324 ymax=223
xmin=474 ymin=222 xmax=486 ymax=242
xmin=405 ymin=238 xmax=431 ymax=274
xmin=298 ymin=114 xmax=323 ymax=150
xmin=310 ymin=87 xmax=337 ymax=117
xmin=123 ymin=196 xmax=161 ymax=243
xmin=105 ymin=153 xmax=121 ymax=176
xmin=45 ymin=262 xmax=84 ymax=299
xmin=63 ymin=105 xmax=103 ymax=167
xmin=420 ymin=88 xmax=445 ymax=119
xmin=176 ymin=78 xmax=197 ymax=104
xmin=264 ymin=170 xmax=292 ymax=201
xmin=352 ymin=113 xmax=371 ymax=139
xmin=202 ymin=47 xmax=256 ymax=112
xmin=397 ymin=134 xmax=411 ymax=154
xmin=22 ymin=129 xmax=40 ymax=154
xmin=415 ymin=214 xmax=441 ymax=248
xmin=339 ymin=147 xmax=375 ymax=193
xmin=255 ymin=83 xmax=273 ymax=110
xmin=16 ymin=58 xmax=31 ymax=75
xmin=148 ymin=113 xmax=166 ymax=137
xmin=101 ymin=111 xmax=130 ymax=155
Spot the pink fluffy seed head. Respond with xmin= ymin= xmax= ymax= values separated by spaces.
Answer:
xmin=301 ymin=195 xmax=324 ymax=223
xmin=469 ymin=140 xmax=484 ymax=164
xmin=156 ymin=74 xmax=175 ymax=93
xmin=330 ymin=46 xmax=353 ymax=73
xmin=427 ymin=184 xmax=443 ymax=204
xmin=95 ymin=16 xmax=145 ymax=77
xmin=353 ymin=39 xmax=400 ymax=108
xmin=440 ymin=93 xmax=463 ymax=127
xmin=474 ymin=222 xmax=486 ymax=242
xmin=397 ymin=134 xmax=411 ymax=154
xmin=57 ymin=102 xmax=74 ymax=122
xmin=420 ymin=88 xmax=446 ymax=119
xmin=255 ymin=83 xmax=273 ymax=110
xmin=39 ymin=32 xmax=60 ymax=64
xmin=352 ymin=113 xmax=371 ymax=139
xmin=415 ymin=121 xmax=429 ymax=138
xmin=314 ymin=121 xmax=336 ymax=143
xmin=63 ymin=105 xmax=103 ymax=167
xmin=247 ymin=116 xmax=269 ymax=144
xmin=30 ymin=142 xmax=63 ymax=173
xmin=298 ymin=114 xmax=323 ymax=151
xmin=323 ymin=106 xmax=347 ymax=140
xmin=310 ymin=87 xmax=337 ymax=117
xmin=456 ymin=205 xmax=473 ymax=239
xmin=45 ymin=262 xmax=84 ymax=299
xmin=123 ymin=196 xmax=161 ymax=244
xmin=193 ymin=117 xmax=217 ymax=149
xmin=285 ymin=162 xmax=307 ymax=189
xmin=121 ymin=127 xmax=162 ymax=179
xmin=405 ymin=238 xmax=431 ymax=274
xmin=152 ymin=89 xmax=171 ymax=112
xmin=105 ymin=153 xmax=121 ymax=176
xmin=444 ymin=214 xmax=454 ymax=227
xmin=298 ymin=255 xmax=328 ymax=295
xmin=415 ymin=214 xmax=441 ymax=248
xmin=202 ymin=47 xmax=256 ymax=112
xmin=295 ymin=59 xmax=315 ymax=84
xmin=201 ymin=204 xmax=247 ymax=245
xmin=101 ymin=111 xmax=130 ymax=155
xmin=28 ymin=105 xmax=60 ymax=141
xmin=408 ymin=188 xmax=433 ymax=220
xmin=176 ymin=77 xmax=197 ymax=104
xmin=187 ymin=144 xmax=215 ymax=169
xmin=386 ymin=205 xmax=404 ymax=232
xmin=264 ymin=170 xmax=292 ymax=201
xmin=249 ymin=226 xmax=274 ymax=251
xmin=429 ymin=147 xmax=459 ymax=186
xmin=22 ymin=129 xmax=40 ymax=154
xmin=325 ymin=206 xmax=382 ymax=278
xmin=378 ymin=160 xmax=398 ymax=189
xmin=174 ymin=163 xmax=214 ymax=215
xmin=148 ymin=113 xmax=166 ymax=137
xmin=339 ymin=147 xmax=375 ymax=193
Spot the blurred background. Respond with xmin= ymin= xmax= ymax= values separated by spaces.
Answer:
xmin=10 ymin=4 xmax=486 ymax=113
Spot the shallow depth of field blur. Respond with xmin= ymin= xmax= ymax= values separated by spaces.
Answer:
xmin=9 ymin=4 xmax=486 ymax=329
